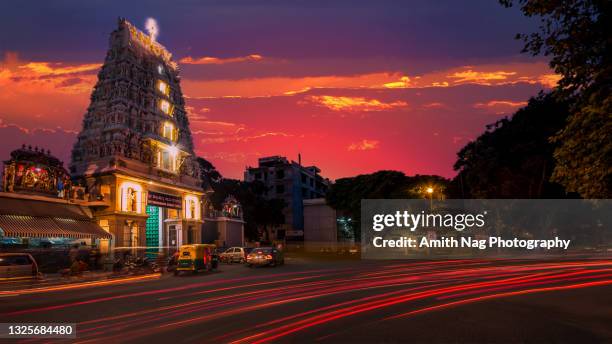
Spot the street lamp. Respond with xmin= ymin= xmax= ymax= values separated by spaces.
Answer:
xmin=426 ymin=187 xmax=434 ymax=210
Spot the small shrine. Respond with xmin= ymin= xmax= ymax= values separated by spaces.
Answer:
xmin=222 ymin=195 xmax=243 ymax=218
xmin=2 ymin=144 xmax=70 ymax=197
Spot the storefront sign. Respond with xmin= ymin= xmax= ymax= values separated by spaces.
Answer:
xmin=148 ymin=191 xmax=182 ymax=209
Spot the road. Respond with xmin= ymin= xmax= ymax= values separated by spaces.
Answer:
xmin=1 ymin=257 xmax=611 ymax=343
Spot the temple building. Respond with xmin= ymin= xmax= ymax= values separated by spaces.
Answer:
xmin=69 ymin=18 xmax=205 ymax=255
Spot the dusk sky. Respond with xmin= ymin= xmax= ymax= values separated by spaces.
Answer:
xmin=0 ymin=0 xmax=556 ymax=180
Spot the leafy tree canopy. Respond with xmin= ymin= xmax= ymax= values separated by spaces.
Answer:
xmin=452 ymin=92 xmax=572 ymax=198
xmin=501 ymin=0 xmax=611 ymax=197
xmin=326 ymin=170 xmax=449 ymax=239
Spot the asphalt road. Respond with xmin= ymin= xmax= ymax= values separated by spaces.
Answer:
xmin=1 ymin=257 xmax=611 ymax=343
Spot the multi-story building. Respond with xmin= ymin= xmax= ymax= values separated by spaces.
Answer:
xmin=70 ymin=18 xmax=204 ymax=255
xmin=244 ymin=156 xmax=330 ymax=239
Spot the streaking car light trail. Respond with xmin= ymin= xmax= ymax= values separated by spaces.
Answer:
xmin=3 ymin=259 xmax=611 ymax=344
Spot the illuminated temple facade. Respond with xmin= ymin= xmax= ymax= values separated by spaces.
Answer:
xmin=70 ymin=18 xmax=204 ymax=254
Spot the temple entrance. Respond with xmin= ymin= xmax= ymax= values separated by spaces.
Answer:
xmin=145 ymin=205 xmax=161 ymax=258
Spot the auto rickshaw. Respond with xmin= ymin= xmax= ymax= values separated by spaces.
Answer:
xmin=175 ymin=244 xmax=219 ymax=275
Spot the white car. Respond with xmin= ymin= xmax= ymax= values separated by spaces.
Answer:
xmin=0 ymin=253 xmax=41 ymax=279
xmin=219 ymin=247 xmax=253 ymax=264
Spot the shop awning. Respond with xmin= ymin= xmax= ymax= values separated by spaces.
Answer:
xmin=0 ymin=195 xmax=112 ymax=239
xmin=0 ymin=215 xmax=112 ymax=239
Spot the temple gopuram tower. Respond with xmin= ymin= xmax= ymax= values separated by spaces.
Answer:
xmin=70 ymin=18 xmax=203 ymax=255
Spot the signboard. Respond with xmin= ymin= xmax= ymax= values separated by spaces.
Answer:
xmin=148 ymin=191 xmax=182 ymax=209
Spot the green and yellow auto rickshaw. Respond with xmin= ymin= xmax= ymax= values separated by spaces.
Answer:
xmin=175 ymin=244 xmax=219 ymax=275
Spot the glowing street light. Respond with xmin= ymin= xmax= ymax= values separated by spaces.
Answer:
xmin=426 ymin=186 xmax=434 ymax=210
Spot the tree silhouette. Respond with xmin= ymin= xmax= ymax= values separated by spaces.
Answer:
xmin=501 ymin=0 xmax=611 ymax=197
xmin=452 ymin=93 xmax=572 ymax=198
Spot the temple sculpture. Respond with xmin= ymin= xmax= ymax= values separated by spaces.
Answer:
xmin=2 ymin=145 xmax=70 ymax=197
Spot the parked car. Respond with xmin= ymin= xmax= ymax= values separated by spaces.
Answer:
xmin=246 ymin=247 xmax=284 ymax=267
xmin=175 ymin=244 xmax=219 ymax=275
xmin=220 ymin=247 xmax=253 ymax=264
xmin=0 ymin=253 xmax=41 ymax=279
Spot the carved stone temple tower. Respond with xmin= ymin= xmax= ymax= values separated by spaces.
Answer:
xmin=70 ymin=18 xmax=204 ymax=255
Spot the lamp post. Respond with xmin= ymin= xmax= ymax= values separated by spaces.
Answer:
xmin=426 ymin=187 xmax=434 ymax=210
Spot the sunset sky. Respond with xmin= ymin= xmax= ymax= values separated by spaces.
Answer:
xmin=0 ymin=0 xmax=556 ymax=180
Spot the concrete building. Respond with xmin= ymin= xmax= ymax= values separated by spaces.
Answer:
xmin=303 ymin=198 xmax=337 ymax=252
xmin=244 ymin=156 xmax=330 ymax=239
xmin=69 ymin=19 xmax=204 ymax=256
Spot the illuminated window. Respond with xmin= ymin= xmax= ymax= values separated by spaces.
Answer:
xmin=158 ymin=146 xmax=179 ymax=172
xmin=161 ymin=150 xmax=172 ymax=170
xmin=162 ymin=122 xmax=176 ymax=141
xmin=167 ymin=209 xmax=179 ymax=219
xmin=157 ymin=65 xmax=164 ymax=75
xmin=184 ymin=195 xmax=200 ymax=220
xmin=99 ymin=219 xmax=109 ymax=232
xmin=157 ymin=80 xmax=170 ymax=96
xmin=159 ymin=99 xmax=173 ymax=115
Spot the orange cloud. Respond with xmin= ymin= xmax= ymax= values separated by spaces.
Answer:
xmin=537 ymin=74 xmax=562 ymax=88
xmin=446 ymin=70 xmax=516 ymax=85
xmin=474 ymin=100 xmax=528 ymax=108
xmin=306 ymin=95 xmax=408 ymax=112
xmin=199 ymin=129 xmax=293 ymax=144
xmin=348 ymin=139 xmax=380 ymax=151
xmin=0 ymin=52 xmax=99 ymax=95
xmin=383 ymin=76 xmax=410 ymax=88
xmin=422 ymin=102 xmax=446 ymax=109
xmin=181 ymin=62 xmax=559 ymax=98
xmin=182 ymin=72 xmax=406 ymax=98
xmin=179 ymin=54 xmax=263 ymax=65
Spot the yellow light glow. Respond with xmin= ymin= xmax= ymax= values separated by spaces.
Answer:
xmin=157 ymin=80 xmax=169 ymax=96
xmin=184 ymin=194 xmax=200 ymax=220
xmin=426 ymin=187 xmax=434 ymax=194
xmin=163 ymin=122 xmax=175 ymax=141
xmin=159 ymin=99 xmax=172 ymax=115
xmin=118 ymin=181 xmax=143 ymax=213
xmin=168 ymin=145 xmax=179 ymax=157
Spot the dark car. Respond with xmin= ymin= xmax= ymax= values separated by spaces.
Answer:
xmin=246 ymin=247 xmax=284 ymax=267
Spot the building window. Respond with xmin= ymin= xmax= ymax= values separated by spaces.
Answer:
xmin=157 ymin=65 xmax=164 ymax=75
xmin=159 ymin=99 xmax=173 ymax=116
xmin=123 ymin=223 xmax=138 ymax=248
xmin=157 ymin=80 xmax=170 ymax=96
xmin=99 ymin=219 xmax=109 ymax=232
xmin=161 ymin=150 xmax=173 ymax=171
xmin=167 ymin=208 xmax=179 ymax=219
xmin=162 ymin=122 xmax=176 ymax=141
xmin=158 ymin=145 xmax=179 ymax=172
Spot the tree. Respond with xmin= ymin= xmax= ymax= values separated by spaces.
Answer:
xmin=501 ymin=0 xmax=611 ymax=197
xmin=326 ymin=171 xmax=449 ymax=239
xmin=452 ymin=92 xmax=571 ymax=198
xmin=196 ymin=157 xmax=222 ymax=186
